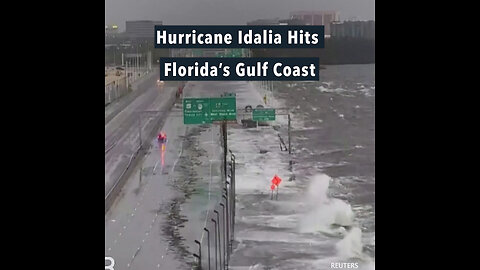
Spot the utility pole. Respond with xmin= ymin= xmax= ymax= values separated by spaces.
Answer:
xmin=204 ymin=228 xmax=211 ymax=270
xmin=125 ymin=60 xmax=128 ymax=89
xmin=136 ymin=45 xmax=139 ymax=81
xmin=222 ymin=121 xmax=227 ymax=180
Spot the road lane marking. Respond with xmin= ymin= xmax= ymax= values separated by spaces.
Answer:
xmin=153 ymin=160 xmax=159 ymax=173
xmin=201 ymin=126 xmax=218 ymax=243
xmin=108 ymin=109 xmax=187 ymax=264
xmin=171 ymin=138 xmax=184 ymax=174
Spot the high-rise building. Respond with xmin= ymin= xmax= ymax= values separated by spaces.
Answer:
xmin=289 ymin=11 xmax=339 ymax=35
xmin=125 ymin=20 xmax=163 ymax=41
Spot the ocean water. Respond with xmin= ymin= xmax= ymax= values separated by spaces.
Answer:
xmin=228 ymin=64 xmax=375 ymax=270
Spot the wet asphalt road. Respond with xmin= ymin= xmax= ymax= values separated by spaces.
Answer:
xmin=104 ymin=75 xmax=176 ymax=196
xmin=106 ymin=81 xmax=257 ymax=269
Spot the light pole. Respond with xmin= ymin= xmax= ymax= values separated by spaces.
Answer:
xmin=135 ymin=44 xmax=138 ymax=81
xmin=125 ymin=59 xmax=128 ymax=87
xmin=214 ymin=210 xmax=222 ymax=270
xmin=219 ymin=203 xmax=227 ymax=269
xmin=222 ymin=193 xmax=230 ymax=256
xmin=194 ymin=240 xmax=202 ymax=269
xmin=136 ymin=44 xmax=140 ymax=79
xmin=288 ymin=113 xmax=291 ymax=154
xmin=138 ymin=112 xmax=142 ymax=149
xmin=229 ymin=151 xmax=236 ymax=240
xmin=211 ymin=218 xmax=218 ymax=270
xmin=204 ymin=228 xmax=211 ymax=270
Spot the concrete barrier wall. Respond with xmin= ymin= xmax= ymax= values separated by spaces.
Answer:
xmin=105 ymin=77 xmax=128 ymax=106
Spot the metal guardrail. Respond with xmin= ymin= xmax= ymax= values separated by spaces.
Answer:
xmin=105 ymin=144 xmax=140 ymax=201
xmin=192 ymin=121 xmax=236 ymax=270
xmin=191 ymin=109 xmax=291 ymax=268
xmin=190 ymin=106 xmax=291 ymax=268
xmin=105 ymin=78 xmax=128 ymax=106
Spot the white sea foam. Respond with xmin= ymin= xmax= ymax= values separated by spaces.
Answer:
xmin=298 ymin=174 xmax=355 ymax=234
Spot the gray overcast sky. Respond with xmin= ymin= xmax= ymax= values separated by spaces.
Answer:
xmin=105 ymin=0 xmax=375 ymax=31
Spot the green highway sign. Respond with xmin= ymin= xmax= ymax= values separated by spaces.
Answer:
xmin=253 ymin=108 xmax=276 ymax=121
xmin=183 ymin=96 xmax=237 ymax=124
xmin=210 ymin=97 xmax=237 ymax=121
xmin=183 ymin=98 xmax=212 ymax=124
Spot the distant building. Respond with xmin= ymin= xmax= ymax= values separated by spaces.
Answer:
xmin=289 ymin=11 xmax=339 ymax=35
xmin=278 ymin=18 xmax=306 ymax=25
xmin=246 ymin=18 xmax=281 ymax=25
xmin=125 ymin=20 xmax=163 ymax=41
xmin=246 ymin=18 xmax=306 ymax=26
xmin=330 ymin=20 xmax=375 ymax=40
xmin=105 ymin=25 xmax=119 ymax=38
